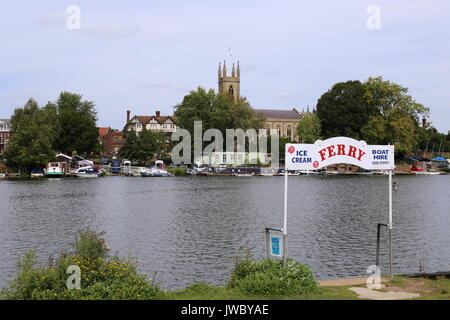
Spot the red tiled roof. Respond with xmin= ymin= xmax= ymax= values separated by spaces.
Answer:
xmin=98 ymin=127 xmax=110 ymax=137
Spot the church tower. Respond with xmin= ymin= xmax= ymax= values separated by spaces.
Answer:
xmin=218 ymin=60 xmax=240 ymax=101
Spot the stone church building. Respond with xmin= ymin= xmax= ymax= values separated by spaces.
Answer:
xmin=217 ymin=60 xmax=306 ymax=142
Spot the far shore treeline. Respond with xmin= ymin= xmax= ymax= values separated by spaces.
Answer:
xmin=1 ymin=77 xmax=449 ymax=174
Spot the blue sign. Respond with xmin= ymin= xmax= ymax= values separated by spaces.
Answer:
xmin=271 ymin=236 xmax=281 ymax=256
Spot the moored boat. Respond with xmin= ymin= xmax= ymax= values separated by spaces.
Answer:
xmin=140 ymin=167 xmax=171 ymax=177
xmin=75 ymin=166 xmax=100 ymax=178
xmin=44 ymin=162 xmax=66 ymax=178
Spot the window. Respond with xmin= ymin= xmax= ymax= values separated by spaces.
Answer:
xmin=228 ymin=85 xmax=234 ymax=96
xmin=238 ymin=154 xmax=243 ymax=163
xmin=222 ymin=154 xmax=227 ymax=164
xmin=287 ymin=127 xmax=292 ymax=139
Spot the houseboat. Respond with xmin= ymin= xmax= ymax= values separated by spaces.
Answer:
xmin=44 ymin=162 xmax=66 ymax=178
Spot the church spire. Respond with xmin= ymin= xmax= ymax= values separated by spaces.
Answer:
xmin=218 ymin=62 xmax=222 ymax=79
xmin=232 ymin=63 xmax=235 ymax=77
xmin=236 ymin=61 xmax=240 ymax=79
xmin=223 ymin=60 xmax=227 ymax=77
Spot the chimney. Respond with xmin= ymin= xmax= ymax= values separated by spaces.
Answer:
xmin=156 ymin=110 xmax=160 ymax=118
xmin=127 ymin=110 xmax=131 ymax=123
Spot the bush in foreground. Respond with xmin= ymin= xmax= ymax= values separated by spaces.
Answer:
xmin=228 ymin=258 xmax=318 ymax=296
xmin=1 ymin=230 xmax=159 ymax=300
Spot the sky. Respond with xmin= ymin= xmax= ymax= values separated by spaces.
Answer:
xmin=0 ymin=0 xmax=449 ymax=132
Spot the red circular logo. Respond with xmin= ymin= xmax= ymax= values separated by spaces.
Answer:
xmin=313 ymin=161 xmax=319 ymax=168
xmin=288 ymin=146 xmax=295 ymax=154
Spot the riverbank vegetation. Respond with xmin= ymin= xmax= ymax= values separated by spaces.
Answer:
xmin=1 ymin=230 xmax=448 ymax=300
xmin=305 ymin=77 xmax=450 ymax=159
xmin=3 ymin=92 xmax=100 ymax=174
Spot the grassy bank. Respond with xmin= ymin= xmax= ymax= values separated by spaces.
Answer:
xmin=1 ymin=230 xmax=448 ymax=300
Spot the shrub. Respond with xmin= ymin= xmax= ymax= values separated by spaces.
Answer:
xmin=168 ymin=168 xmax=187 ymax=176
xmin=1 ymin=230 xmax=160 ymax=300
xmin=228 ymin=258 xmax=318 ymax=296
xmin=71 ymin=230 xmax=109 ymax=260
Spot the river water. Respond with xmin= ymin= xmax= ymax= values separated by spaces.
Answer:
xmin=0 ymin=175 xmax=449 ymax=290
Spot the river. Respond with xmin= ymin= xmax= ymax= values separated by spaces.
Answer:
xmin=0 ymin=175 xmax=449 ymax=290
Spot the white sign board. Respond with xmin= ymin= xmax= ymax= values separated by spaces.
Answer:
xmin=285 ymin=137 xmax=394 ymax=170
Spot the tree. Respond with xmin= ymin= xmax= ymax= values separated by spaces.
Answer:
xmin=297 ymin=113 xmax=321 ymax=143
xmin=119 ymin=129 xmax=139 ymax=160
xmin=53 ymin=92 xmax=98 ymax=155
xmin=120 ymin=128 xmax=167 ymax=163
xmin=4 ymin=99 xmax=55 ymax=173
xmin=174 ymin=87 xmax=264 ymax=135
xmin=136 ymin=128 xmax=166 ymax=162
xmin=361 ymin=77 xmax=430 ymax=157
xmin=362 ymin=115 xmax=417 ymax=158
xmin=316 ymin=81 xmax=375 ymax=140
xmin=173 ymin=87 xmax=264 ymax=161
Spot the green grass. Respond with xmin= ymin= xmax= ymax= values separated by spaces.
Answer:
xmin=160 ymin=283 xmax=360 ymax=300
xmin=160 ymin=277 xmax=450 ymax=300
xmin=415 ymin=278 xmax=450 ymax=300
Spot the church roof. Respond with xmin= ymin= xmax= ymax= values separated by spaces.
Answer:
xmin=253 ymin=109 xmax=302 ymax=120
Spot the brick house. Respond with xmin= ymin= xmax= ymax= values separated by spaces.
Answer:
xmin=98 ymin=127 xmax=124 ymax=156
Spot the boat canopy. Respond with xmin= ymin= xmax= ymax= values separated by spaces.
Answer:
xmin=409 ymin=156 xmax=430 ymax=162
xmin=78 ymin=159 xmax=94 ymax=166
xmin=431 ymin=156 xmax=447 ymax=161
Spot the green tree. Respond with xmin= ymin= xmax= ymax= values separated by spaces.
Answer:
xmin=53 ymin=92 xmax=98 ymax=155
xmin=296 ymin=113 xmax=321 ymax=143
xmin=174 ymin=87 xmax=264 ymax=135
xmin=119 ymin=128 xmax=167 ymax=162
xmin=119 ymin=129 xmax=139 ymax=160
xmin=361 ymin=77 xmax=430 ymax=157
xmin=4 ymin=99 xmax=55 ymax=173
xmin=316 ymin=81 xmax=375 ymax=140
xmin=174 ymin=87 xmax=264 ymax=162
xmin=136 ymin=128 xmax=166 ymax=162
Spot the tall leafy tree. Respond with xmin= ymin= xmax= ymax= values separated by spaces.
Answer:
xmin=297 ymin=113 xmax=321 ymax=143
xmin=361 ymin=77 xmax=430 ymax=157
xmin=119 ymin=129 xmax=139 ymax=160
xmin=53 ymin=92 xmax=98 ymax=155
xmin=4 ymin=99 xmax=55 ymax=173
xmin=136 ymin=128 xmax=166 ymax=161
xmin=119 ymin=128 xmax=167 ymax=162
xmin=174 ymin=87 xmax=264 ymax=161
xmin=316 ymin=81 xmax=375 ymax=140
xmin=174 ymin=87 xmax=264 ymax=135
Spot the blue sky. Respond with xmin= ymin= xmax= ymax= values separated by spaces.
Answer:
xmin=0 ymin=0 xmax=449 ymax=132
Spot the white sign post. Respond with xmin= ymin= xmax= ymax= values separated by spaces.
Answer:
xmin=283 ymin=137 xmax=395 ymax=276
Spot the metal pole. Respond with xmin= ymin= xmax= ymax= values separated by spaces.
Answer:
xmin=283 ymin=168 xmax=288 ymax=263
xmin=375 ymin=223 xmax=387 ymax=269
xmin=388 ymin=170 xmax=394 ymax=278
xmin=376 ymin=223 xmax=382 ymax=268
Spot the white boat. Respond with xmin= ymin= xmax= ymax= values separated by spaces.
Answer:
xmin=298 ymin=170 xmax=319 ymax=175
xmin=140 ymin=167 xmax=171 ymax=177
xmin=415 ymin=171 xmax=440 ymax=175
xmin=44 ymin=162 xmax=66 ymax=178
xmin=75 ymin=166 xmax=100 ymax=178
